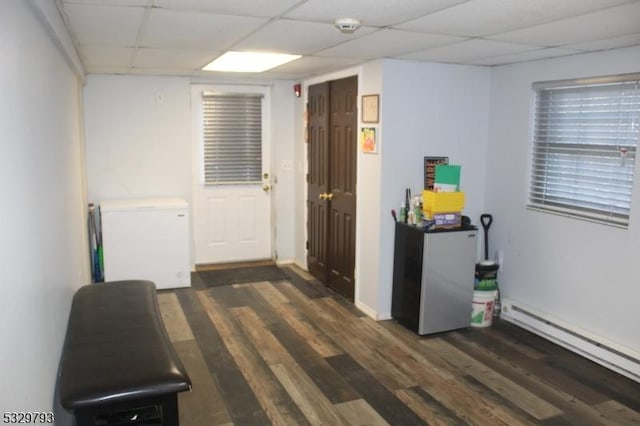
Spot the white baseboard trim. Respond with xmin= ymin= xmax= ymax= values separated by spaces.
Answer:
xmin=276 ymin=258 xmax=294 ymax=266
xmin=501 ymin=298 xmax=640 ymax=383
xmin=355 ymin=300 xmax=391 ymax=321
xmin=376 ymin=311 xmax=392 ymax=321
xmin=355 ymin=301 xmax=378 ymax=319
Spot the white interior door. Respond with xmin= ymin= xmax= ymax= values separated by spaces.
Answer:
xmin=191 ymin=85 xmax=272 ymax=265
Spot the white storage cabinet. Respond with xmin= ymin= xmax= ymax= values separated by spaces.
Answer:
xmin=100 ymin=198 xmax=191 ymax=289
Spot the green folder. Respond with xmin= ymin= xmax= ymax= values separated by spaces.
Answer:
xmin=435 ymin=165 xmax=461 ymax=190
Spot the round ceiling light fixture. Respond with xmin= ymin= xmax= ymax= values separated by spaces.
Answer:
xmin=334 ymin=18 xmax=361 ymax=34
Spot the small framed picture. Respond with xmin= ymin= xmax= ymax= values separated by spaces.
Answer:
xmin=361 ymin=94 xmax=379 ymax=123
xmin=361 ymin=127 xmax=377 ymax=154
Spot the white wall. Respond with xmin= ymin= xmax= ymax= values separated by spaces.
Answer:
xmin=84 ymin=75 xmax=192 ymax=203
xmin=271 ymin=81 xmax=296 ymax=263
xmin=0 ymin=1 xmax=88 ymax=413
xmin=84 ymin=76 xmax=297 ymax=266
xmin=374 ymin=59 xmax=491 ymax=317
xmin=355 ymin=61 xmax=384 ymax=316
xmin=486 ymin=46 xmax=640 ymax=355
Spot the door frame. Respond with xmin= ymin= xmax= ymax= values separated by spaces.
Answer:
xmin=190 ymin=83 xmax=274 ymax=265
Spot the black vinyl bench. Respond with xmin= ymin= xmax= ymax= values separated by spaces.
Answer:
xmin=58 ymin=280 xmax=191 ymax=426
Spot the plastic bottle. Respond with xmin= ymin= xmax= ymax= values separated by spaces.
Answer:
xmin=413 ymin=196 xmax=422 ymax=224
xmin=493 ymin=280 xmax=501 ymax=317
xmin=399 ymin=202 xmax=407 ymax=223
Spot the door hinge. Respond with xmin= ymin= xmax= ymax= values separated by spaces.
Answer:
xmin=306 ymin=240 xmax=309 ymax=250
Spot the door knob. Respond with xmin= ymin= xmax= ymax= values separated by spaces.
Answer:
xmin=319 ymin=193 xmax=333 ymax=200
xmin=262 ymin=184 xmax=270 ymax=192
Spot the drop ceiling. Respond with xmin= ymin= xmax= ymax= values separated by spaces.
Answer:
xmin=59 ymin=0 xmax=640 ymax=80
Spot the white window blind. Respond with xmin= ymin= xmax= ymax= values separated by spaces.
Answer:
xmin=202 ymin=92 xmax=263 ymax=184
xmin=529 ymin=74 xmax=640 ymax=227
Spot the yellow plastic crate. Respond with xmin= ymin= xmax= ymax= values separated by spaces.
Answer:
xmin=422 ymin=190 xmax=465 ymax=214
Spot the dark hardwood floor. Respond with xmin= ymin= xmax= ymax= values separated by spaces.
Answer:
xmin=157 ymin=265 xmax=640 ymax=425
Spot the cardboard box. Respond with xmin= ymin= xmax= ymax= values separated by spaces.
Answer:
xmin=428 ymin=212 xmax=461 ymax=229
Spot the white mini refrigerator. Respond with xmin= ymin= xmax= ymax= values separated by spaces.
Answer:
xmin=101 ymin=198 xmax=191 ymax=289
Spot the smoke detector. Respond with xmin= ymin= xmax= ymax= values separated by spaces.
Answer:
xmin=334 ymin=18 xmax=361 ymax=34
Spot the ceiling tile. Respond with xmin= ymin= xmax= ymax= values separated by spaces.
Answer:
xmin=488 ymin=2 xmax=640 ymax=46
xmin=78 ymin=45 xmax=134 ymax=67
xmin=133 ymin=47 xmax=220 ymax=69
xmin=85 ymin=66 xmax=133 ymax=74
xmin=316 ymin=29 xmax=465 ymax=59
xmin=232 ymin=19 xmax=377 ymax=55
xmin=130 ymin=68 xmax=196 ymax=76
xmin=63 ymin=3 xmax=145 ymax=46
xmin=470 ymin=47 xmax=585 ymax=66
xmin=195 ymin=56 xmax=363 ymax=80
xmin=395 ymin=0 xmax=634 ymax=37
xmin=401 ymin=39 xmax=540 ymax=64
xmin=189 ymin=72 xmax=280 ymax=86
xmin=269 ymin=56 xmax=362 ymax=74
xmin=563 ymin=33 xmax=640 ymax=51
xmin=152 ymin=0 xmax=303 ymax=17
xmin=141 ymin=8 xmax=268 ymax=49
xmin=62 ymin=0 xmax=148 ymax=5
xmin=284 ymin=0 xmax=469 ymax=26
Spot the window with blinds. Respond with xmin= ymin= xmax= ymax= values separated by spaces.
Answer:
xmin=202 ymin=92 xmax=263 ymax=184
xmin=529 ymin=74 xmax=640 ymax=227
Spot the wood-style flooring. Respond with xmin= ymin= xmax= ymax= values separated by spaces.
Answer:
xmin=157 ymin=265 xmax=640 ymax=425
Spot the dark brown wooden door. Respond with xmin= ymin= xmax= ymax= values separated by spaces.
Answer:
xmin=307 ymin=82 xmax=329 ymax=283
xmin=307 ymin=76 xmax=357 ymax=300
xmin=327 ymin=76 xmax=357 ymax=299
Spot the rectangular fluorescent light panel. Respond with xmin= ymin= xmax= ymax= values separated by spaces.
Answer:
xmin=203 ymin=51 xmax=301 ymax=72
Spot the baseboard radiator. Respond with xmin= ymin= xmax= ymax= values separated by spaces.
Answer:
xmin=501 ymin=299 xmax=640 ymax=383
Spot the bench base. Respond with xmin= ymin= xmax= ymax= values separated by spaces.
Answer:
xmin=74 ymin=393 xmax=178 ymax=426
